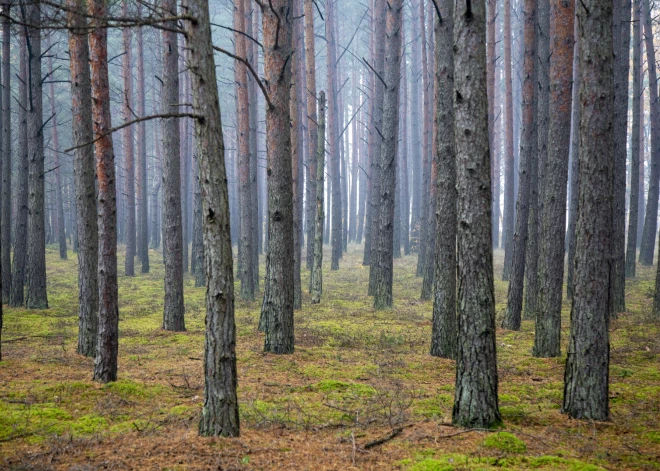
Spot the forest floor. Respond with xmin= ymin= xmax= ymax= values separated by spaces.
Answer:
xmin=0 ymin=245 xmax=659 ymax=470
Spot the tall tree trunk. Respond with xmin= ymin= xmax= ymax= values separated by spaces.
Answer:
xmin=638 ymin=57 xmax=645 ymax=248
xmin=1 ymin=0 xmax=10 ymax=302
xmin=502 ymin=0 xmax=538 ymax=331
xmin=304 ymin=0 xmax=317 ymax=272
xmin=488 ymin=0 xmax=499 ymax=247
xmin=260 ymin=0 xmax=295 ymax=354
xmin=502 ymin=0 xmax=515 ymax=280
xmin=562 ymin=0 xmax=613 ymax=419
xmin=10 ymin=32 xmax=28 ymax=308
xmin=311 ymin=93 xmax=326 ymax=304
xmin=67 ymin=0 xmax=98 ymax=358
xmin=639 ymin=0 xmax=659 ymax=266
xmin=349 ymin=59 xmax=359 ymax=244
xmin=162 ymin=0 xmax=185 ymax=331
xmin=399 ymin=39 xmax=410 ymax=256
xmin=409 ymin=0 xmax=422 ymax=250
xmin=626 ymin=0 xmax=641 ymax=278
xmin=566 ymin=22 xmax=580 ymax=300
xmin=611 ymin=0 xmax=631 ymax=313
xmin=452 ymin=0 xmax=502 ymax=429
xmin=235 ymin=0 xmax=254 ymax=300
xmin=122 ymin=2 xmax=135 ymax=276
xmin=90 ymin=0 xmax=118 ymax=383
xmin=416 ymin=0 xmax=430 ymax=277
xmin=182 ymin=0 xmax=239 ymax=436
xmin=136 ymin=11 xmax=149 ymax=274
xmin=534 ymin=0 xmax=574 ymax=353
xmin=192 ymin=151 xmax=204 ymax=287
xmin=26 ymin=0 xmax=48 ymax=310
xmin=373 ymin=0 xmax=403 ymax=310
xmin=431 ymin=1 xmax=457 ymax=359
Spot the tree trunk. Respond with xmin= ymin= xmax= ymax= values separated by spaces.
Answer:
xmin=349 ymin=59 xmax=359 ymax=244
xmin=639 ymin=0 xmax=659 ymax=267
xmin=1 ymin=0 xmax=10 ymax=301
xmin=566 ymin=22 xmax=580 ymax=300
xmin=416 ymin=0 xmax=430 ymax=278
xmin=409 ymin=0 xmax=422 ymax=250
xmin=502 ymin=0 xmax=515 ymax=280
xmin=162 ymin=0 xmax=185 ymax=331
xmin=611 ymin=0 xmax=631 ymax=313
xmin=304 ymin=0 xmax=318 ymax=272
xmin=373 ymin=0 xmax=403 ymax=310
xmin=452 ymin=0 xmax=502 ymax=429
xmin=311 ymin=93 xmax=326 ymax=304
xmin=67 ymin=0 xmax=98 ymax=358
xmin=562 ymin=0 xmax=613 ymax=420
xmin=26 ymin=0 xmax=48 ymax=310
xmin=260 ymin=0 xmax=295 ymax=354
xmin=122 ymin=4 xmax=136 ymax=276
xmin=235 ymin=0 xmax=254 ymax=301
xmin=136 ymin=12 xmax=149 ymax=274
xmin=534 ymin=0 xmax=574 ymax=353
xmin=10 ymin=32 xmax=28 ymax=308
xmin=431 ymin=2 xmax=457 ymax=359
xmin=626 ymin=0 xmax=641 ymax=278
xmin=89 ymin=0 xmax=118 ymax=383
xmin=488 ymin=0 xmax=499 ymax=247
xmin=182 ymin=0 xmax=239 ymax=436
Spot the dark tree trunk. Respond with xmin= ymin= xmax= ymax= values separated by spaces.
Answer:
xmin=260 ymin=0 xmax=295 ymax=354
xmin=304 ymin=0 xmax=317 ymax=272
xmin=637 ymin=61 xmax=645 ymax=248
xmin=10 ymin=33 xmax=28 ymax=308
xmin=162 ymin=0 xmax=185 ymax=331
xmin=136 ymin=13 xmax=149 ymax=274
xmin=192 ymin=153 xmax=204 ymax=287
xmin=488 ymin=0 xmax=499 ymax=247
xmin=430 ymin=1 xmax=457 ymax=359
xmin=235 ymin=0 xmax=254 ymax=301
xmin=611 ymin=0 xmax=631 ymax=313
xmin=311 ymin=93 xmax=326 ymax=304
xmin=182 ymin=0 xmax=239 ymax=436
xmin=373 ymin=0 xmax=403 ymax=310
xmin=452 ymin=0 xmax=502 ymax=429
xmin=535 ymin=0 xmax=574 ymax=353
xmin=566 ymin=23 xmax=580 ymax=300
xmin=639 ymin=0 xmax=659 ymax=267
xmin=1 ymin=0 xmax=10 ymax=302
xmin=502 ymin=0 xmax=537 ymax=331
xmin=90 ymin=0 xmax=118 ymax=383
xmin=26 ymin=0 xmax=48 ymax=310
xmin=626 ymin=0 xmax=641 ymax=278
xmin=67 ymin=0 xmax=98 ymax=358
xmin=122 ymin=5 xmax=135 ymax=276
xmin=562 ymin=0 xmax=613 ymax=420
xmin=502 ymin=0 xmax=515 ymax=280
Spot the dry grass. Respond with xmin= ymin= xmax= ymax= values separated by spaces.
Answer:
xmin=0 ymin=244 xmax=659 ymax=470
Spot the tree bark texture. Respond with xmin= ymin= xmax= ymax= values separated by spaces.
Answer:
xmin=1 ymin=0 xmax=10 ymax=301
xmin=122 ymin=4 xmax=136 ymax=277
xmin=311 ymin=93 xmax=326 ymax=305
xmin=304 ymin=0 xmax=317 ymax=272
xmin=502 ymin=0 xmax=515 ymax=280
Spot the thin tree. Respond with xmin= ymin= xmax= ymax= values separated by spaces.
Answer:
xmin=488 ymin=0 xmax=499 ymax=247
xmin=136 ymin=6 xmax=149 ymax=274
xmin=534 ymin=0 xmax=574 ymax=354
xmin=430 ymin=0 xmax=457 ymax=359
xmin=562 ymin=0 xmax=613 ymax=420
xmin=26 ymin=0 xmax=48 ymax=310
xmin=67 ymin=0 xmax=98 ymax=358
xmin=304 ymin=0 xmax=317 ymax=273
xmin=122 ymin=0 xmax=136 ymax=276
xmin=311 ymin=93 xmax=326 ymax=304
xmin=1 ymin=0 xmax=10 ymax=301
xmin=182 ymin=0 xmax=239 ymax=436
xmin=502 ymin=0 xmax=515 ymax=280
xmin=566 ymin=22 xmax=580 ymax=300
xmin=162 ymin=0 xmax=185 ymax=331
xmin=502 ymin=0 xmax=537 ymax=331
xmin=90 ymin=0 xmax=118 ymax=383
xmin=260 ymin=0 xmax=295 ymax=354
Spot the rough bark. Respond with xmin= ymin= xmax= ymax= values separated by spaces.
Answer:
xmin=291 ymin=2 xmax=303 ymax=310
xmin=430 ymin=2 xmax=457 ymax=359
xmin=534 ymin=0 xmax=574 ymax=355
xmin=452 ymin=0 xmax=502 ymax=429
xmin=90 ymin=0 xmax=118 ymax=383
xmin=26 ymin=0 xmax=48 ymax=310
xmin=162 ymin=0 xmax=185 ymax=331
xmin=311 ymin=93 xmax=326 ymax=304
xmin=639 ymin=0 xmax=659 ymax=267
xmin=10 ymin=33 xmax=28 ymax=308
xmin=260 ymin=0 xmax=295 ymax=354
xmin=1 ymin=0 xmax=10 ymax=301
xmin=304 ymin=0 xmax=317 ymax=272
xmin=182 ymin=0 xmax=239 ymax=436
xmin=373 ymin=0 xmax=403 ymax=310
xmin=562 ymin=0 xmax=613 ymax=420
xmin=566 ymin=23 xmax=580 ymax=300
xmin=626 ymin=0 xmax=641 ymax=278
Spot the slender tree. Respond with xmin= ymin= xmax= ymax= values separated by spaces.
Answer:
xmin=162 ymin=0 xmax=185 ymax=331
xmin=502 ymin=0 xmax=515 ymax=279
xmin=90 ymin=0 xmax=118 ymax=383
xmin=562 ymin=0 xmax=613 ymax=420
xmin=136 ymin=8 xmax=149 ymax=274
xmin=260 ymin=0 xmax=295 ymax=354
xmin=566 ymin=22 xmax=580 ymax=300
xmin=122 ymin=0 xmax=136 ymax=276
xmin=304 ymin=0 xmax=317 ymax=272
xmin=1 ymin=0 xmax=10 ymax=301
xmin=311 ymin=93 xmax=326 ymax=304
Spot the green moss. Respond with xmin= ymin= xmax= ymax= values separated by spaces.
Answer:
xmin=102 ymin=379 xmax=163 ymax=398
xmin=644 ymin=431 xmax=660 ymax=443
xmin=69 ymin=415 xmax=108 ymax=435
xmin=482 ymin=432 xmax=527 ymax=454
xmin=311 ymin=380 xmax=376 ymax=396
xmin=407 ymin=459 xmax=455 ymax=471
